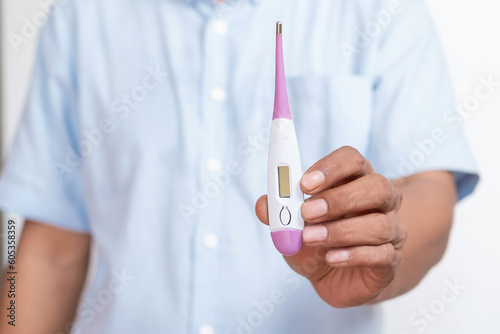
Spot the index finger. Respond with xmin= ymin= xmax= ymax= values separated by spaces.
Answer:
xmin=300 ymin=146 xmax=374 ymax=195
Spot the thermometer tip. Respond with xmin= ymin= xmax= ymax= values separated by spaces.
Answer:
xmin=276 ymin=21 xmax=282 ymax=34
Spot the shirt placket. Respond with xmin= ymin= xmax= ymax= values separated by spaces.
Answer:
xmin=191 ymin=5 xmax=231 ymax=334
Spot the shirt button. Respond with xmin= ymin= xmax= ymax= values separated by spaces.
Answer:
xmin=203 ymin=233 xmax=219 ymax=249
xmin=212 ymin=19 xmax=228 ymax=35
xmin=210 ymin=87 xmax=226 ymax=102
xmin=206 ymin=158 xmax=222 ymax=172
xmin=199 ymin=325 xmax=215 ymax=334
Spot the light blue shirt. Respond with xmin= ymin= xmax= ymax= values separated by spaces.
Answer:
xmin=0 ymin=0 xmax=478 ymax=333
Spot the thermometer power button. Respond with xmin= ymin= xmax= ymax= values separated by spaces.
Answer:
xmin=279 ymin=206 xmax=292 ymax=226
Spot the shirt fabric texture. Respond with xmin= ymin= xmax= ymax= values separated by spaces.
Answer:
xmin=0 ymin=0 xmax=479 ymax=333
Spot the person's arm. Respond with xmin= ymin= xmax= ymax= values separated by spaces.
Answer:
xmin=0 ymin=220 xmax=90 ymax=333
xmin=371 ymin=171 xmax=456 ymax=302
xmin=256 ymin=146 xmax=457 ymax=307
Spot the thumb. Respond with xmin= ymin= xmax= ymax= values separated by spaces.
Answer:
xmin=255 ymin=195 xmax=269 ymax=225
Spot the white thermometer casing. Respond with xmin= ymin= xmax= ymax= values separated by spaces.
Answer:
xmin=267 ymin=118 xmax=305 ymax=256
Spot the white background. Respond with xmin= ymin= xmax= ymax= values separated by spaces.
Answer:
xmin=1 ymin=1 xmax=499 ymax=333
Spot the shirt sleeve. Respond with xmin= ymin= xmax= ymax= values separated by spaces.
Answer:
xmin=367 ymin=0 xmax=479 ymax=201
xmin=0 ymin=4 xmax=90 ymax=232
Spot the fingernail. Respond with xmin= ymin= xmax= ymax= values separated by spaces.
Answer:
xmin=301 ymin=171 xmax=325 ymax=191
xmin=326 ymin=250 xmax=350 ymax=264
xmin=302 ymin=198 xmax=328 ymax=220
xmin=303 ymin=225 xmax=328 ymax=243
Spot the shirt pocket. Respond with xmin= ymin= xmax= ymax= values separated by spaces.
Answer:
xmin=286 ymin=74 xmax=373 ymax=168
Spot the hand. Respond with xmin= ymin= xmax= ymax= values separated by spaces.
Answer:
xmin=255 ymin=146 xmax=407 ymax=308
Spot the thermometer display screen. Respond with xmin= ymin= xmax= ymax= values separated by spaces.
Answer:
xmin=278 ymin=166 xmax=291 ymax=198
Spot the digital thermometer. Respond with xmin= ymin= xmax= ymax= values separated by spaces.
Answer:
xmin=267 ymin=22 xmax=304 ymax=256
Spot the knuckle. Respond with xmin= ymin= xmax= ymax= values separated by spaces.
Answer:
xmin=372 ymin=174 xmax=393 ymax=204
xmin=341 ymin=145 xmax=361 ymax=158
xmin=375 ymin=214 xmax=392 ymax=243
xmin=339 ymin=145 xmax=357 ymax=154
xmin=353 ymin=155 xmax=366 ymax=173
xmin=384 ymin=244 xmax=397 ymax=267
xmin=339 ymin=146 xmax=370 ymax=175
xmin=348 ymin=147 xmax=365 ymax=171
